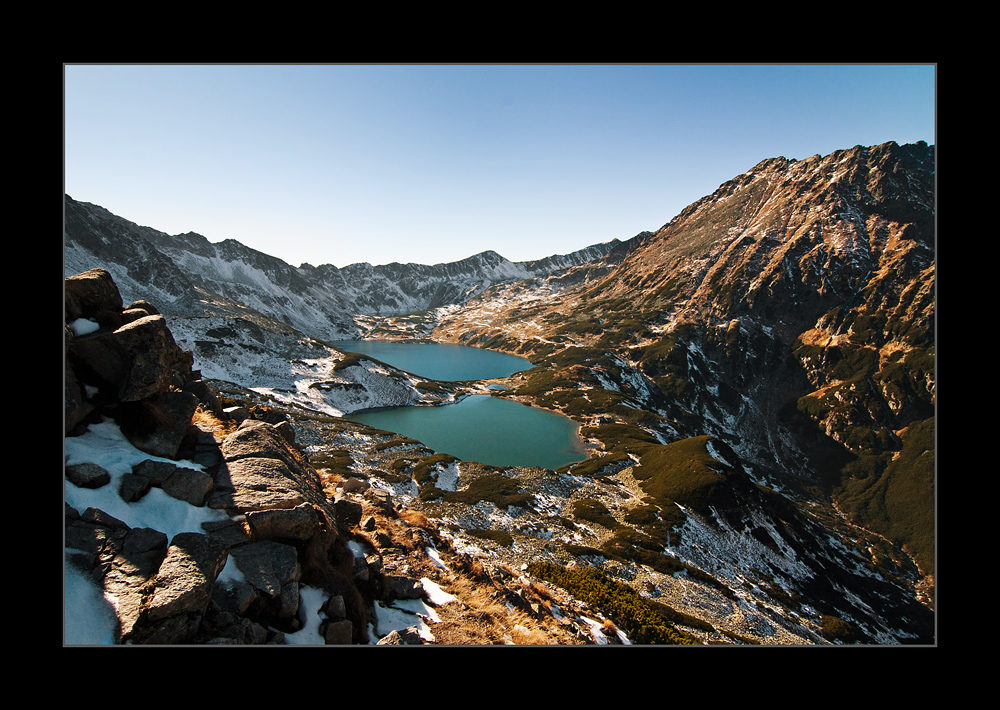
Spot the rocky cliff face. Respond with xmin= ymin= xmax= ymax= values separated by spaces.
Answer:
xmin=64 ymin=268 xmax=360 ymax=644
xmin=423 ymin=141 xmax=936 ymax=638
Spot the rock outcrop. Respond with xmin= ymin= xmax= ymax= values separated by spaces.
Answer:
xmin=63 ymin=269 xmax=446 ymax=644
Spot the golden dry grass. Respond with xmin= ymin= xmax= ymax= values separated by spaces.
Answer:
xmin=397 ymin=509 xmax=434 ymax=529
xmin=191 ymin=406 xmax=240 ymax=441
xmin=429 ymin=573 xmax=581 ymax=646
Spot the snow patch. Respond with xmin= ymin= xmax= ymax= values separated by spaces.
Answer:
xmin=69 ymin=318 xmax=100 ymax=336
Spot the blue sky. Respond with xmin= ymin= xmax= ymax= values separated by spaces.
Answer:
xmin=64 ymin=64 xmax=936 ymax=269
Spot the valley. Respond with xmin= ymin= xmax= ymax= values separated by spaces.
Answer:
xmin=64 ymin=140 xmax=936 ymax=644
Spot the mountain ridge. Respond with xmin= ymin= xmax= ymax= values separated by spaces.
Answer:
xmin=425 ymin=140 xmax=935 ymax=582
xmin=65 ymin=194 xmax=635 ymax=341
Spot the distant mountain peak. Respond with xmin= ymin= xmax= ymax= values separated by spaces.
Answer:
xmin=64 ymin=194 xmax=632 ymax=338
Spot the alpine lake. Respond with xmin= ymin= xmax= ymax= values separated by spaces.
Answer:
xmin=329 ymin=340 xmax=588 ymax=470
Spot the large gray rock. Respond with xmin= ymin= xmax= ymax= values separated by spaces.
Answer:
xmin=65 ymin=507 xmax=129 ymax=576
xmin=220 ymin=419 xmax=318 ymax=479
xmin=384 ymin=575 xmax=424 ymax=600
xmin=323 ymin=619 xmax=354 ymax=645
xmin=213 ymin=580 xmax=260 ymax=616
xmin=228 ymin=540 xmax=301 ymax=598
xmin=162 ymin=466 xmax=215 ymax=507
xmin=65 ymin=269 xmax=205 ymax=460
xmin=376 ymin=627 xmax=425 ymax=645
xmin=65 ymin=335 xmax=95 ymax=433
xmin=103 ymin=527 xmax=170 ymax=640
xmin=211 ymin=420 xmax=336 ymax=533
xmin=334 ymin=494 xmax=363 ymax=530
xmin=65 ymin=268 xmax=123 ymax=324
xmin=228 ymin=540 xmax=301 ymax=619
xmin=65 ymin=507 xmax=171 ymax=643
xmin=120 ymin=389 xmax=200 ymax=459
xmin=67 ymin=314 xmax=184 ymax=403
xmin=131 ymin=459 xmax=178 ymax=485
xmin=146 ymin=532 xmax=230 ymax=626
xmin=111 ymin=315 xmax=183 ymax=402
xmin=66 ymin=463 xmax=110 ymax=489
xmin=245 ymin=502 xmax=318 ymax=541
xmin=209 ymin=456 xmax=312 ymax=511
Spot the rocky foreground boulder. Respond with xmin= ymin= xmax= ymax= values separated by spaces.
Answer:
xmin=63 ymin=269 xmax=432 ymax=644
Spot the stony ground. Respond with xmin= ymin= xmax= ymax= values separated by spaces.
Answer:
xmin=209 ymin=379 xmax=825 ymax=645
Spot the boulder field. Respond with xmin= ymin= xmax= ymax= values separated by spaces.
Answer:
xmin=64 ymin=268 xmax=425 ymax=644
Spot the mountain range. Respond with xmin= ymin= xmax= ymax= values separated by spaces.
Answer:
xmin=63 ymin=139 xmax=936 ymax=644
xmin=64 ymin=194 xmax=635 ymax=342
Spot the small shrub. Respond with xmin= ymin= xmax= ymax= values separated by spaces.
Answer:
xmin=634 ymin=436 xmax=731 ymax=514
xmin=442 ymin=472 xmax=533 ymax=509
xmin=527 ymin=562 xmax=700 ymax=644
xmin=572 ymin=498 xmax=623 ymax=530
xmin=466 ymin=528 xmax=514 ymax=547
xmin=192 ymin=405 xmax=239 ymax=440
xmin=819 ymin=615 xmax=858 ymax=643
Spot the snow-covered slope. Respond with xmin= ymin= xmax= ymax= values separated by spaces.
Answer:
xmin=168 ymin=315 xmax=459 ymax=416
xmin=64 ymin=194 xmax=631 ymax=343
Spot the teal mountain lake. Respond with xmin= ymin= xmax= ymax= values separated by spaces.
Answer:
xmin=329 ymin=340 xmax=533 ymax=381
xmin=331 ymin=341 xmax=587 ymax=469
xmin=349 ymin=394 xmax=587 ymax=470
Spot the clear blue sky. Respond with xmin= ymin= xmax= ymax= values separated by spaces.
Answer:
xmin=64 ymin=64 xmax=936 ymax=269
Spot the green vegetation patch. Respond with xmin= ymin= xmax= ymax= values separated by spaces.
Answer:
xmin=835 ymin=417 xmax=935 ymax=574
xmin=597 ymin=329 xmax=650 ymax=350
xmin=581 ymin=422 xmax=660 ymax=458
xmin=873 ymin=345 xmax=935 ymax=415
xmin=512 ymin=368 xmax=582 ymax=398
xmin=562 ymin=388 xmax=627 ymax=416
xmin=623 ymin=504 xmax=671 ymax=543
xmin=308 ymin=449 xmax=354 ymax=472
xmin=572 ymin=498 xmax=623 ymax=530
xmin=554 ymin=317 xmax=604 ymax=337
xmin=634 ymin=436 xmax=733 ymax=515
xmin=465 ymin=528 xmax=514 ymax=547
xmin=563 ymin=452 xmax=631 ymax=477
xmin=412 ymin=453 xmax=458 ymax=486
xmin=819 ymin=615 xmax=860 ymax=643
xmin=414 ymin=380 xmax=449 ymax=393
xmin=629 ymin=327 xmax=700 ymax=401
xmin=527 ymin=562 xmax=701 ymax=644
xmin=439 ymin=472 xmax=533 ymax=509
xmin=331 ymin=353 xmax=368 ymax=372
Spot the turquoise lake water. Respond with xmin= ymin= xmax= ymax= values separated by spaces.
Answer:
xmin=329 ymin=340 xmax=533 ymax=382
xmin=331 ymin=341 xmax=585 ymax=469
xmin=349 ymin=394 xmax=587 ymax=469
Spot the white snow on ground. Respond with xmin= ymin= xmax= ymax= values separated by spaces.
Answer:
xmin=64 ymin=555 xmax=119 ymax=645
xmin=435 ymin=461 xmax=461 ymax=492
xmin=170 ymin=315 xmax=455 ymax=416
xmin=426 ymin=546 xmax=448 ymax=571
xmin=372 ymin=600 xmax=436 ymax=642
xmin=579 ymin=617 xmax=611 ymax=645
xmin=64 ymin=420 xmax=230 ymax=541
xmin=69 ymin=318 xmax=100 ymax=336
xmin=421 ymin=577 xmax=458 ymax=605
xmin=64 ymin=418 xmax=233 ymax=645
xmin=672 ymin=503 xmax=813 ymax=586
xmin=284 ymin=585 xmax=329 ymax=645
xmin=64 ymin=418 xmax=461 ymax=646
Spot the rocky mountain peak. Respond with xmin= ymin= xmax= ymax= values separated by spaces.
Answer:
xmin=424 ymin=142 xmax=935 ymax=631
